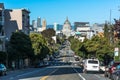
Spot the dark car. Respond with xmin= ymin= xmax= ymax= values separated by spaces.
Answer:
xmin=0 ymin=64 xmax=7 ymax=76
xmin=104 ymin=61 xmax=120 ymax=79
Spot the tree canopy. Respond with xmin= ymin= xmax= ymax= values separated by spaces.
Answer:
xmin=30 ymin=33 xmax=49 ymax=60
xmin=9 ymin=31 xmax=34 ymax=60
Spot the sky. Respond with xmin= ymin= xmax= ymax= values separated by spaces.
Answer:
xmin=1 ymin=0 xmax=120 ymax=25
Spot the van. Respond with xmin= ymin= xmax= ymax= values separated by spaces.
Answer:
xmin=83 ymin=59 xmax=100 ymax=73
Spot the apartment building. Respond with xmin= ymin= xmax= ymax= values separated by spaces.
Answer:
xmin=0 ymin=3 xmax=5 ymax=51
xmin=4 ymin=8 xmax=30 ymax=39
xmin=74 ymin=22 xmax=93 ymax=41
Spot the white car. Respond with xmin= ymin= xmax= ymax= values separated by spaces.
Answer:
xmin=83 ymin=59 xmax=100 ymax=73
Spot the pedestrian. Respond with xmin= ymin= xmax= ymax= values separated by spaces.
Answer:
xmin=12 ymin=62 xmax=15 ymax=70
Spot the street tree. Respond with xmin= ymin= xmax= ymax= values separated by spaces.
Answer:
xmin=9 ymin=31 xmax=34 ymax=68
xmin=30 ymin=33 xmax=49 ymax=61
xmin=41 ymin=28 xmax=56 ymax=54
xmin=68 ymin=36 xmax=83 ymax=56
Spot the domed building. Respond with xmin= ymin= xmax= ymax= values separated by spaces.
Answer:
xmin=62 ymin=17 xmax=72 ymax=38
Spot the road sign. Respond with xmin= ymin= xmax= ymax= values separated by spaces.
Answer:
xmin=115 ymin=47 xmax=119 ymax=51
xmin=114 ymin=51 xmax=119 ymax=56
xmin=114 ymin=47 xmax=120 ymax=62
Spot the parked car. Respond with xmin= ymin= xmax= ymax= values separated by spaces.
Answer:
xmin=83 ymin=59 xmax=100 ymax=73
xmin=0 ymin=64 xmax=7 ymax=76
xmin=104 ymin=61 xmax=120 ymax=79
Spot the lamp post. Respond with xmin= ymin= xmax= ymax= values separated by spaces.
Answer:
xmin=5 ymin=37 xmax=9 ymax=68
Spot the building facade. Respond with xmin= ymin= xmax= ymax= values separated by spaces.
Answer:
xmin=42 ymin=19 xmax=47 ymax=31
xmin=4 ymin=8 xmax=30 ymax=39
xmin=92 ymin=23 xmax=104 ymax=35
xmin=4 ymin=9 xmax=30 ymax=38
xmin=37 ymin=17 xmax=41 ymax=27
xmin=62 ymin=17 xmax=71 ymax=38
xmin=74 ymin=22 xmax=93 ymax=41
xmin=0 ymin=3 xmax=5 ymax=51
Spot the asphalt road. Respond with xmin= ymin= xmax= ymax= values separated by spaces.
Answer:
xmin=46 ymin=65 xmax=110 ymax=80
xmin=0 ymin=65 xmax=111 ymax=80
xmin=0 ymin=40 xmax=111 ymax=80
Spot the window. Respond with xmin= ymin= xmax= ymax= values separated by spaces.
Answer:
xmin=88 ymin=60 xmax=98 ymax=64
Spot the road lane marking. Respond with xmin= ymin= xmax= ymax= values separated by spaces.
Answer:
xmin=40 ymin=76 xmax=49 ymax=80
xmin=72 ymin=66 xmax=86 ymax=80
xmin=40 ymin=68 xmax=58 ymax=80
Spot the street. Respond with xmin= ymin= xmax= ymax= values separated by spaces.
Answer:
xmin=0 ymin=65 xmax=110 ymax=80
xmin=0 ymin=40 xmax=111 ymax=80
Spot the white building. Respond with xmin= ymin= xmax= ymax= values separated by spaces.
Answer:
xmin=62 ymin=17 xmax=72 ymax=38
xmin=92 ymin=23 xmax=104 ymax=35
xmin=74 ymin=22 xmax=94 ymax=41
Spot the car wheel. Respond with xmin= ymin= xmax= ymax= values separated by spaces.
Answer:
xmin=5 ymin=71 xmax=7 ymax=75
xmin=1 ymin=72 xmax=5 ymax=76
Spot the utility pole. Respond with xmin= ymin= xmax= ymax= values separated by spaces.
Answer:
xmin=110 ymin=9 xmax=112 ymax=25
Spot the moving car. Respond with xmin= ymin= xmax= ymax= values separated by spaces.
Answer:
xmin=0 ymin=64 xmax=7 ymax=76
xmin=83 ymin=59 xmax=100 ymax=73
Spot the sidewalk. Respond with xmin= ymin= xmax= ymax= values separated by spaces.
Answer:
xmin=7 ymin=67 xmax=34 ymax=74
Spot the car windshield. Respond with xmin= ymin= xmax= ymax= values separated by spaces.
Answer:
xmin=88 ymin=60 xmax=98 ymax=64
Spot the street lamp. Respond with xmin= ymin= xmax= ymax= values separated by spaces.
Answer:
xmin=5 ymin=37 xmax=9 ymax=68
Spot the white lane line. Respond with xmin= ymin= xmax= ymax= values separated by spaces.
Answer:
xmin=72 ymin=66 xmax=86 ymax=80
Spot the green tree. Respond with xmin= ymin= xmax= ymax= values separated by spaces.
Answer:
xmin=0 ymin=51 xmax=7 ymax=64
xmin=41 ymin=28 xmax=55 ymax=43
xmin=68 ymin=36 xmax=83 ymax=56
xmin=41 ymin=28 xmax=56 ymax=54
xmin=9 ymin=31 xmax=34 ymax=60
xmin=104 ymin=23 xmax=109 ymax=39
xmin=83 ymin=35 xmax=114 ymax=61
xmin=30 ymin=33 xmax=49 ymax=60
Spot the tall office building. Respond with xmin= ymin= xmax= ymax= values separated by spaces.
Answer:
xmin=42 ymin=19 xmax=46 ymax=31
xmin=37 ymin=17 xmax=41 ymax=27
xmin=54 ymin=23 xmax=58 ymax=31
xmin=32 ymin=20 xmax=37 ymax=28
xmin=32 ymin=20 xmax=37 ymax=31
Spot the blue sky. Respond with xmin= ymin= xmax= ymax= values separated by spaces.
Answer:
xmin=1 ymin=0 xmax=120 ymax=25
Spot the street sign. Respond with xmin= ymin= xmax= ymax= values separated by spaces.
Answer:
xmin=114 ymin=47 xmax=120 ymax=62
xmin=114 ymin=51 xmax=119 ymax=56
xmin=115 ymin=47 xmax=119 ymax=51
